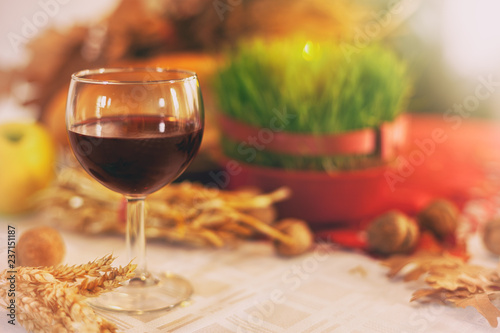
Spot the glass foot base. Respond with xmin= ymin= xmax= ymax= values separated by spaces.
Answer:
xmin=87 ymin=272 xmax=193 ymax=314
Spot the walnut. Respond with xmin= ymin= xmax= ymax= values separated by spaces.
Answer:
xmin=483 ymin=219 xmax=500 ymax=255
xmin=418 ymin=200 xmax=459 ymax=240
xmin=366 ymin=211 xmax=419 ymax=255
xmin=17 ymin=226 xmax=66 ymax=267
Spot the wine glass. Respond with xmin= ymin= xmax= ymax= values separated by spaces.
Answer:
xmin=66 ymin=68 xmax=204 ymax=313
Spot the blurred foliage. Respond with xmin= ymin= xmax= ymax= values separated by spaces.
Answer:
xmin=213 ymin=39 xmax=411 ymax=134
xmin=213 ymin=38 xmax=411 ymax=171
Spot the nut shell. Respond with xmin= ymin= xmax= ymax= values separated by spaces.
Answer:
xmin=273 ymin=218 xmax=313 ymax=256
xmin=483 ymin=219 xmax=500 ymax=255
xmin=418 ymin=200 xmax=458 ymax=239
xmin=366 ymin=211 xmax=419 ymax=255
xmin=17 ymin=226 xmax=65 ymax=267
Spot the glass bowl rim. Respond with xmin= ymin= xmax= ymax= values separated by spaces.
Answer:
xmin=71 ymin=67 xmax=198 ymax=85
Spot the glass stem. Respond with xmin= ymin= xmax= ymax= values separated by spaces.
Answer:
xmin=125 ymin=196 xmax=148 ymax=278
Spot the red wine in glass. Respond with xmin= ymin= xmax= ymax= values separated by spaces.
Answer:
xmin=68 ymin=115 xmax=203 ymax=196
xmin=66 ymin=68 xmax=204 ymax=313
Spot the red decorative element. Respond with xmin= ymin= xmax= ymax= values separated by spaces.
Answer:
xmin=415 ymin=232 xmax=469 ymax=261
xmin=316 ymin=229 xmax=367 ymax=250
xmin=218 ymin=114 xmax=408 ymax=160
xmin=414 ymin=231 xmax=444 ymax=254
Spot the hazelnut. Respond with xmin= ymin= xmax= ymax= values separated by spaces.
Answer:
xmin=366 ymin=211 xmax=419 ymax=255
xmin=483 ymin=219 xmax=500 ymax=255
xmin=418 ymin=200 xmax=458 ymax=239
xmin=273 ymin=218 xmax=313 ymax=256
xmin=17 ymin=226 xmax=65 ymax=267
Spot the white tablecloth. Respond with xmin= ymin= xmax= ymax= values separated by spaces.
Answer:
xmin=0 ymin=217 xmax=498 ymax=333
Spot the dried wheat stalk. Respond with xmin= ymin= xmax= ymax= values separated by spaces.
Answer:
xmin=0 ymin=254 xmax=136 ymax=333
xmin=35 ymin=167 xmax=312 ymax=256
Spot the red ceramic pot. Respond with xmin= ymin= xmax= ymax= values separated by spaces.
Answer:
xmin=225 ymin=161 xmax=395 ymax=226
xmin=218 ymin=115 xmax=409 ymax=227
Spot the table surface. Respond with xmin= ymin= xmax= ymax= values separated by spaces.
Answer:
xmin=2 ymin=115 xmax=500 ymax=333
xmin=1 ymin=216 xmax=499 ymax=333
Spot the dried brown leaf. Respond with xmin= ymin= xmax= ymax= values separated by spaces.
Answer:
xmin=348 ymin=265 xmax=368 ymax=278
xmin=410 ymin=289 xmax=445 ymax=304
xmin=453 ymin=294 xmax=500 ymax=328
xmin=383 ymin=251 xmax=500 ymax=327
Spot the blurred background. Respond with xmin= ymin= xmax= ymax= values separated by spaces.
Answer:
xmin=2 ymin=0 xmax=500 ymax=122
xmin=2 ymin=0 xmax=500 ymax=222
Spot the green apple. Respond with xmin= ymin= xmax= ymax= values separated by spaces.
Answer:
xmin=0 ymin=122 xmax=56 ymax=214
